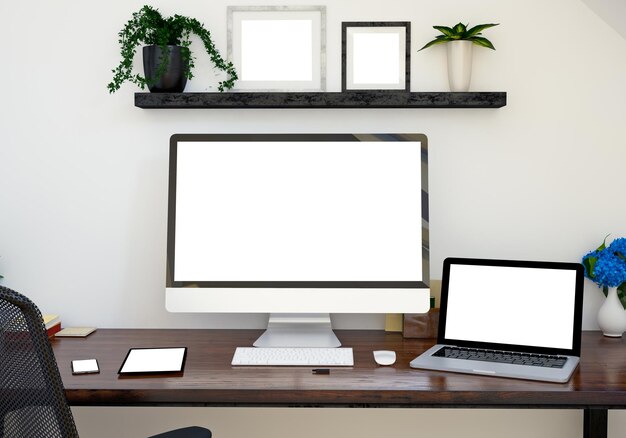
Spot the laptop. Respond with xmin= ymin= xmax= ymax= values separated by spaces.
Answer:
xmin=410 ymin=258 xmax=584 ymax=383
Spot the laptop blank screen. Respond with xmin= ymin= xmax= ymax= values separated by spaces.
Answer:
xmin=444 ymin=264 xmax=578 ymax=350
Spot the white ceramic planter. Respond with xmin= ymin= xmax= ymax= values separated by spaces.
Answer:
xmin=447 ymin=40 xmax=473 ymax=92
xmin=597 ymin=287 xmax=626 ymax=337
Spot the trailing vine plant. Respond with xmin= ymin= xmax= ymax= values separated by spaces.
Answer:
xmin=108 ymin=5 xmax=237 ymax=93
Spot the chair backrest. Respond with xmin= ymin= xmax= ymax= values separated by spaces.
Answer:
xmin=0 ymin=286 xmax=79 ymax=438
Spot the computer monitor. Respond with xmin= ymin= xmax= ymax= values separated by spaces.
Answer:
xmin=166 ymin=134 xmax=430 ymax=347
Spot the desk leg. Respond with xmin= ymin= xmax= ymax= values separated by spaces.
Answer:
xmin=584 ymin=408 xmax=608 ymax=438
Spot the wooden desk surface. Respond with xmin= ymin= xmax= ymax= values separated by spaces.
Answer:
xmin=51 ymin=330 xmax=626 ymax=408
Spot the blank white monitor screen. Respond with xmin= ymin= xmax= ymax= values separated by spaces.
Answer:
xmin=444 ymin=264 xmax=578 ymax=350
xmin=173 ymin=139 xmax=423 ymax=283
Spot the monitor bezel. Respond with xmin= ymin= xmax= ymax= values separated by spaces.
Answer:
xmin=166 ymin=133 xmax=429 ymax=292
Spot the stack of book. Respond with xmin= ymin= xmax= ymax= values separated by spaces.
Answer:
xmin=42 ymin=314 xmax=62 ymax=337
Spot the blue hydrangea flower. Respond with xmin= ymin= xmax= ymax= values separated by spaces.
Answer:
xmin=581 ymin=249 xmax=600 ymax=279
xmin=609 ymin=237 xmax=626 ymax=259
xmin=593 ymin=251 xmax=626 ymax=288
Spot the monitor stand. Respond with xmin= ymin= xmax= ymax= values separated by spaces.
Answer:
xmin=253 ymin=313 xmax=341 ymax=348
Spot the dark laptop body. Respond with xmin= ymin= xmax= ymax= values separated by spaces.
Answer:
xmin=410 ymin=258 xmax=584 ymax=383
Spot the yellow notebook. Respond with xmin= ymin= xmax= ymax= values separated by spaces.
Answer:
xmin=55 ymin=327 xmax=97 ymax=337
xmin=42 ymin=314 xmax=60 ymax=328
xmin=384 ymin=314 xmax=403 ymax=332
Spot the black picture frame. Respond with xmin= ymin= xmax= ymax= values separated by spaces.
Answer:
xmin=342 ymin=21 xmax=411 ymax=92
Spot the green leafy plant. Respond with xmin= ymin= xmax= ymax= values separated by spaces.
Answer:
xmin=108 ymin=5 xmax=237 ymax=93
xmin=418 ymin=22 xmax=499 ymax=51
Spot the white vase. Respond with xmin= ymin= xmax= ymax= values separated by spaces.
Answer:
xmin=447 ymin=40 xmax=473 ymax=92
xmin=597 ymin=287 xmax=626 ymax=337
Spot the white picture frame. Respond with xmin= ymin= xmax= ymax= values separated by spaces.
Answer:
xmin=342 ymin=22 xmax=411 ymax=92
xmin=228 ymin=6 xmax=326 ymax=91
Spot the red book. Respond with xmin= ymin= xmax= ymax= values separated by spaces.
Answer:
xmin=47 ymin=322 xmax=62 ymax=337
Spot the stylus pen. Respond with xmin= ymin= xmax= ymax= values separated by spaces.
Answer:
xmin=312 ymin=368 xmax=330 ymax=375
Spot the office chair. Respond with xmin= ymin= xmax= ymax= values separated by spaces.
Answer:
xmin=0 ymin=286 xmax=211 ymax=438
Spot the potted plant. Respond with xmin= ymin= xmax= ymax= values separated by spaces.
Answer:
xmin=418 ymin=22 xmax=499 ymax=92
xmin=108 ymin=5 xmax=237 ymax=93
xmin=582 ymin=236 xmax=626 ymax=337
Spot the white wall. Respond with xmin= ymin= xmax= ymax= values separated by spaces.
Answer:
xmin=2 ymin=0 xmax=626 ymax=330
xmin=583 ymin=0 xmax=626 ymax=39
xmin=2 ymin=0 xmax=626 ymax=437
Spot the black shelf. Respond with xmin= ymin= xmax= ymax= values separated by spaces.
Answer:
xmin=135 ymin=91 xmax=506 ymax=109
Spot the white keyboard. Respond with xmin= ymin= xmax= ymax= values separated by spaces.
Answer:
xmin=231 ymin=347 xmax=354 ymax=366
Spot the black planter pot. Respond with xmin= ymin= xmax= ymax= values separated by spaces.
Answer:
xmin=142 ymin=45 xmax=188 ymax=93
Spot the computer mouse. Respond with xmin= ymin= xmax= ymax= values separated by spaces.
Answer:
xmin=373 ymin=350 xmax=396 ymax=366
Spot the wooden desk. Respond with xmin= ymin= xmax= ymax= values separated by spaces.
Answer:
xmin=51 ymin=330 xmax=625 ymax=438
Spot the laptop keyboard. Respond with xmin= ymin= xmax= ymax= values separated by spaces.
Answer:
xmin=433 ymin=346 xmax=567 ymax=368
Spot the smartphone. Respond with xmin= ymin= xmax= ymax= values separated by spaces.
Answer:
xmin=71 ymin=359 xmax=100 ymax=375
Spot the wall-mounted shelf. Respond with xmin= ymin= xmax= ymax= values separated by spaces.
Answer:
xmin=135 ymin=91 xmax=506 ymax=109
